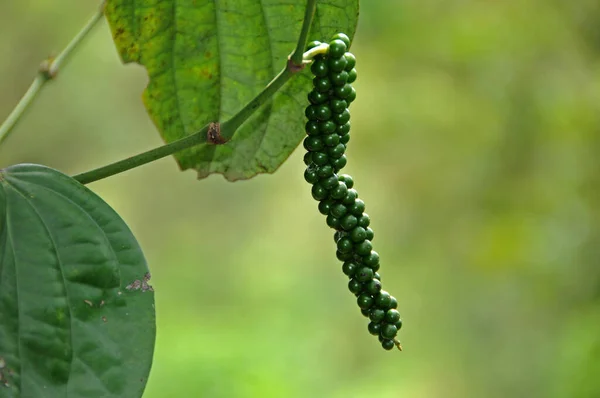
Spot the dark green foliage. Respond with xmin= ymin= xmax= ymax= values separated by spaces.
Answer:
xmin=302 ymin=34 xmax=402 ymax=351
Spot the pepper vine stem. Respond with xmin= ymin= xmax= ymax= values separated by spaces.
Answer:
xmin=73 ymin=0 xmax=319 ymax=185
xmin=290 ymin=0 xmax=318 ymax=65
xmin=0 ymin=2 xmax=105 ymax=147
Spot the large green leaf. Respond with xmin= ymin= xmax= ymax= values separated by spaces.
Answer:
xmin=104 ymin=0 xmax=359 ymax=181
xmin=0 ymin=164 xmax=155 ymax=397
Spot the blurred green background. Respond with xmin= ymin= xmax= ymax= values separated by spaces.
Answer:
xmin=2 ymin=1 xmax=600 ymax=397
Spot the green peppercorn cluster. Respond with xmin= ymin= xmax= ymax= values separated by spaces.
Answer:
xmin=303 ymin=34 xmax=402 ymax=351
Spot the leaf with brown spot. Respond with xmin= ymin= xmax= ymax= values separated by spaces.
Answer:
xmin=104 ymin=0 xmax=359 ymax=181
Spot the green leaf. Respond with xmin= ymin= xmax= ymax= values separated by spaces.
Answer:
xmin=0 ymin=164 xmax=155 ymax=397
xmin=104 ymin=0 xmax=359 ymax=181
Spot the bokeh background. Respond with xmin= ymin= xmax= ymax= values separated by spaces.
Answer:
xmin=2 ymin=1 xmax=600 ymax=397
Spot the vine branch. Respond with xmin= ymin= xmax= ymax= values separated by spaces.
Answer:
xmin=73 ymin=0 xmax=319 ymax=185
xmin=0 ymin=2 xmax=105 ymax=147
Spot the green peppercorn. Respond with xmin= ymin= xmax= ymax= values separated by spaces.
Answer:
xmin=337 ymin=122 xmax=351 ymax=135
xmin=381 ymin=339 xmax=395 ymax=351
xmin=318 ymin=199 xmax=334 ymax=215
xmin=375 ymin=291 xmax=392 ymax=309
xmin=329 ymin=57 xmax=348 ymax=73
xmin=303 ymin=152 xmax=313 ymax=166
xmin=349 ymin=199 xmax=366 ymax=216
xmin=330 ymin=203 xmax=348 ymax=218
xmin=310 ymin=58 xmax=329 ymax=77
xmin=326 ymin=214 xmax=341 ymax=229
xmin=349 ymin=226 xmax=367 ymax=242
xmin=334 ymin=84 xmax=352 ymax=98
xmin=319 ymin=120 xmax=337 ymax=134
xmin=331 ymin=33 xmax=351 ymax=48
xmin=348 ymin=279 xmax=362 ymax=294
xmin=316 ymin=104 xmax=332 ymax=121
xmin=342 ymin=261 xmax=358 ymax=277
xmin=342 ymin=189 xmax=358 ymax=205
xmin=328 ymin=143 xmax=346 ymax=159
xmin=303 ymin=136 xmax=324 ymax=152
xmin=385 ymin=309 xmax=401 ymax=324
xmin=363 ymin=251 xmax=379 ymax=268
xmin=347 ymin=68 xmax=357 ymax=83
xmin=337 ymin=237 xmax=353 ymax=253
xmin=340 ymin=214 xmax=358 ymax=231
xmin=358 ymin=213 xmax=371 ymax=228
xmin=308 ymin=89 xmax=328 ymax=105
xmin=323 ymin=133 xmax=340 ymax=147
xmin=356 ymin=267 xmax=374 ymax=282
xmin=317 ymin=165 xmax=334 ymax=178
xmin=333 ymin=230 xmax=346 ymax=243
xmin=336 ymin=250 xmax=353 ymax=262
xmin=303 ymin=42 xmax=402 ymax=350
xmin=356 ymin=294 xmax=374 ymax=310
xmin=365 ymin=279 xmax=382 ymax=295
xmin=338 ymin=174 xmax=354 ymax=189
xmin=395 ymin=320 xmax=403 ymax=331
xmin=311 ymin=184 xmax=329 ymax=201
xmin=331 ymin=155 xmax=347 ymax=171
xmin=314 ymin=77 xmax=332 ymax=94
xmin=346 ymin=87 xmax=357 ymax=104
xmin=369 ymin=309 xmax=385 ymax=323
xmin=328 ymin=39 xmax=347 ymax=58
xmin=330 ymin=182 xmax=349 ymax=200
xmin=330 ymin=99 xmax=348 ymax=114
xmin=322 ymin=175 xmax=339 ymax=190
xmin=344 ymin=53 xmax=356 ymax=70
xmin=329 ymin=71 xmax=349 ymax=86
xmin=355 ymin=240 xmax=373 ymax=256
xmin=304 ymin=168 xmax=319 ymax=184
xmin=312 ymin=152 xmax=329 ymax=166
xmin=305 ymin=105 xmax=318 ymax=120
xmin=333 ymin=109 xmax=351 ymax=125
xmin=305 ymin=120 xmax=320 ymax=136
xmin=368 ymin=322 xmax=382 ymax=336
xmin=380 ymin=324 xmax=398 ymax=339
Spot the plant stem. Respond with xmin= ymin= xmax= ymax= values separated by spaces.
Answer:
xmin=73 ymin=0 xmax=319 ymax=185
xmin=0 ymin=76 xmax=47 ymax=147
xmin=303 ymin=43 xmax=329 ymax=61
xmin=73 ymin=66 xmax=294 ymax=184
xmin=290 ymin=0 xmax=318 ymax=65
xmin=74 ymin=125 xmax=209 ymax=185
xmin=0 ymin=3 xmax=105 ymax=147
